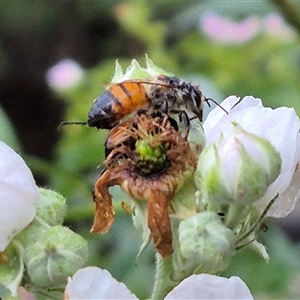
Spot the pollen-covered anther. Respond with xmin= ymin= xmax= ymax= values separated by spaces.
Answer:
xmin=91 ymin=114 xmax=197 ymax=257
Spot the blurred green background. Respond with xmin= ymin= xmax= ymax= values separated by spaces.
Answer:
xmin=1 ymin=1 xmax=300 ymax=299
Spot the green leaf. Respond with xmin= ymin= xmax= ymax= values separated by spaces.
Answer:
xmin=223 ymin=222 xmax=300 ymax=299
xmin=0 ymin=105 xmax=20 ymax=150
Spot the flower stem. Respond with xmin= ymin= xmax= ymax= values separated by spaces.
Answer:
xmin=151 ymin=254 xmax=177 ymax=300
xmin=237 ymin=195 xmax=277 ymax=243
xmin=225 ymin=204 xmax=240 ymax=229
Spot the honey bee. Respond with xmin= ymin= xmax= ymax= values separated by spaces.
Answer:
xmin=61 ymin=75 xmax=217 ymax=130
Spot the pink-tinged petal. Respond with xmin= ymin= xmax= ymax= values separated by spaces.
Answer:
xmin=263 ymin=13 xmax=296 ymax=41
xmin=200 ymin=13 xmax=260 ymax=44
xmin=0 ymin=141 xmax=39 ymax=251
xmin=17 ymin=287 xmax=35 ymax=300
xmin=165 ymin=274 xmax=253 ymax=299
xmin=65 ymin=267 xmax=138 ymax=300
xmin=46 ymin=59 xmax=84 ymax=90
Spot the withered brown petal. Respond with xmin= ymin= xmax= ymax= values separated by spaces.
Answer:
xmin=148 ymin=190 xmax=173 ymax=257
xmin=91 ymin=114 xmax=197 ymax=258
xmin=90 ymin=169 xmax=116 ymax=234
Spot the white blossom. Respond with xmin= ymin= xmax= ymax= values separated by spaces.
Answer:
xmin=165 ymin=274 xmax=253 ymax=300
xmin=65 ymin=267 xmax=137 ymax=300
xmin=0 ymin=141 xmax=39 ymax=251
xmin=64 ymin=267 xmax=253 ymax=300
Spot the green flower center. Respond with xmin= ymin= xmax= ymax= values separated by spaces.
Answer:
xmin=134 ymin=139 xmax=170 ymax=177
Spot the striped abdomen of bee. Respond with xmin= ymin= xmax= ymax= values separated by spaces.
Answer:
xmin=88 ymin=81 xmax=151 ymax=129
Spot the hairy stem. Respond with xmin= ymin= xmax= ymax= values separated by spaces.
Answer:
xmin=151 ymin=254 xmax=177 ymax=300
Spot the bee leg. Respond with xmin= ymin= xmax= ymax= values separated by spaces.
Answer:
xmin=179 ymin=111 xmax=190 ymax=139
xmin=162 ymin=99 xmax=169 ymax=114
xmin=161 ymin=114 xmax=169 ymax=127
xmin=92 ymin=186 xmax=97 ymax=202
xmin=191 ymin=109 xmax=203 ymax=122
xmin=137 ymin=109 xmax=147 ymax=116
xmin=162 ymin=114 xmax=177 ymax=130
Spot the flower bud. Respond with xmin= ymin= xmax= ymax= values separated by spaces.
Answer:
xmin=23 ymin=226 xmax=88 ymax=288
xmin=203 ymin=96 xmax=300 ymax=220
xmin=177 ymin=212 xmax=236 ymax=276
xmin=35 ymin=188 xmax=67 ymax=226
xmin=195 ymin=126 xmax=281 ymax=207
xmin=15 ymin=188 xmax=67 ymax=248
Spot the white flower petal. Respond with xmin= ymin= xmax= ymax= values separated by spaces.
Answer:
xmin=65 ymin=267 xmax=138 ymax=300
xmin=0 ymin=141 xmax=39 ymax=251
xmin=203 ymin=95 xmax=263 ymax=137
xmin=267 ymin=166 xmax=300 ymax=218
xmin=255 ymin=107 xmax=300 ymax=216
xmin=205 ymin=100 xmax=269 ymax=145
xmin=165 ymin=274 xmax=253 ymax=299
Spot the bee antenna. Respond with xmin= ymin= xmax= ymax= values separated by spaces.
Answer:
xmin=58 ymin=121 xmax=87 ymax=129
xmin=205 ymin=98 xmax=228 ymax=115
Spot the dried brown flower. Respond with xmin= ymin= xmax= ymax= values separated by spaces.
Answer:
xmin=91 ymin=114 xmax=198 ymax=257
